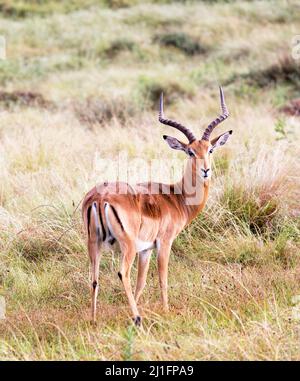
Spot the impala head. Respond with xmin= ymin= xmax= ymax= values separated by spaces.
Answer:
xmin=159 ymin=87 xmax=232 ymax=180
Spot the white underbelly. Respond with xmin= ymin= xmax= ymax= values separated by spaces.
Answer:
xmin=135 ymin=239 xmax=156 ymax=253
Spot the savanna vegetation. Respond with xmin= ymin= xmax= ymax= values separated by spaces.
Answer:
xmin=0 ymin=0 xmax=300 ymax=360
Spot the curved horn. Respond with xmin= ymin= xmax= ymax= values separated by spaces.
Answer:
xmin=201 ymin=86 xmax=229 ymax=141
xmin=159 ymin=93 xmax=196 ymax=143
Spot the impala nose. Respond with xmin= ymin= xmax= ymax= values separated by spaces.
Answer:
xmin=201 ymin=168 xmax=210 ymax=178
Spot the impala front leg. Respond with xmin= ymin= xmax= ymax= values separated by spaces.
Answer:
xmin=157 ymin=242 xmax=172 ymax=312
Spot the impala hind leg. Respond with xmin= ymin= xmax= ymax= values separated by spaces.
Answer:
xmin=157 ymin=243 xmax=172 ymax=312
xmin=119 ymin=242 xmax=141 ymax=326
xmin=88 ymin=239 xmax=101 ymax=324
xmin=135 ymin=250 xmax=152 ymax=304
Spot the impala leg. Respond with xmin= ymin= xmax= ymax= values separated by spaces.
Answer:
xmin=88 ymin=239 xmax=101 ymax=324
xmin=135 ymin=250 xmax=152 ymax=304
xmin=157 ymin=244 xmax=171 ymax=312
xmin=119 ymin=243 xmax=141 ymax=325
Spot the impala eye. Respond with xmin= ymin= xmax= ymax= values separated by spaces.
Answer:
xmin=209 ymin=148 xmax=214 ymax=154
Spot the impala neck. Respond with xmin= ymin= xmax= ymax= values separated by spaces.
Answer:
xmin=175 ymin=158 xmax=210 ymax=224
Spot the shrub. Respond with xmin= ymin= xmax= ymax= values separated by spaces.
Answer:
xmin=229 ymin=56 xmax=300 ymax=90
xmin=100 ymin=39 xmax=137 ymax=59
xmin=137 ymin=75 xmax=192 ymax=108
xmin=0 ymin=91 xmax=53 ymax=109
xmin=73 ymin=97 xmax=137 ymax=125
xmin=0 ymin=0 xmax=101 ymax=18
xmin=281 ymin=99 xmax=300 ymax=117
xmin=154 ymin=32 xmax=207 ymax=56
xmin=104 ymin=0 xmax=138 ymax=8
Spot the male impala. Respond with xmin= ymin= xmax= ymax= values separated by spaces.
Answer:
xmin=82 ymin=87 xmax=232 ymax=325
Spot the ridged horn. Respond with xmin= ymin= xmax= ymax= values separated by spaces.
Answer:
xmin=201 ymin=87 xmax=229 ymax=141
xmin=159 ymin=93 xmax=196 ymax=143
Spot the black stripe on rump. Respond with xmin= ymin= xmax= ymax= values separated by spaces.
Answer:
xmin=110 ymin=205 xmax=124 ymax=231
xmin=98 ymin=204 xmax=106 ymax=241
xmin=87 ymin=205 xmax=92 ymax=236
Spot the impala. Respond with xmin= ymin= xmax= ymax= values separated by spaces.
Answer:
xmin=82 ymin=87 xmax=232 ymax=325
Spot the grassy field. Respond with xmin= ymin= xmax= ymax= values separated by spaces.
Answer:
xmin=0 ymin=0 xmax=300 ymax=360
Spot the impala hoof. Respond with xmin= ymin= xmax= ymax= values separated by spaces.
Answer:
xmin=133 ymin=316 xmax=141 ymax=327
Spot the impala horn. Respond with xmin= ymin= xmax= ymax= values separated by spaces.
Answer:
xmin=159 ymin=93 xmax=196 ymax=143
xmin=201 ymin=87 xmax=229 ymax=141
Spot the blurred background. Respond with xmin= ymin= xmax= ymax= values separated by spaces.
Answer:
xmin=0 ymin=0 xmax=300 ymax=360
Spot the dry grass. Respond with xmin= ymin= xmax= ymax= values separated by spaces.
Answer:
xmin=0 ymin=0 xmax=300 ymax=360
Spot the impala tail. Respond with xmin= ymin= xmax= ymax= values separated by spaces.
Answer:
xmin=86 ymin=201 xmax=103 ymax=245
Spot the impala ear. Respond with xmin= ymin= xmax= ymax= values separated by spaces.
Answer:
xmin=210 ymin=130 xmax=232 ymax=151
xmin=163 ymin=135 xmax=188 ymax=153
